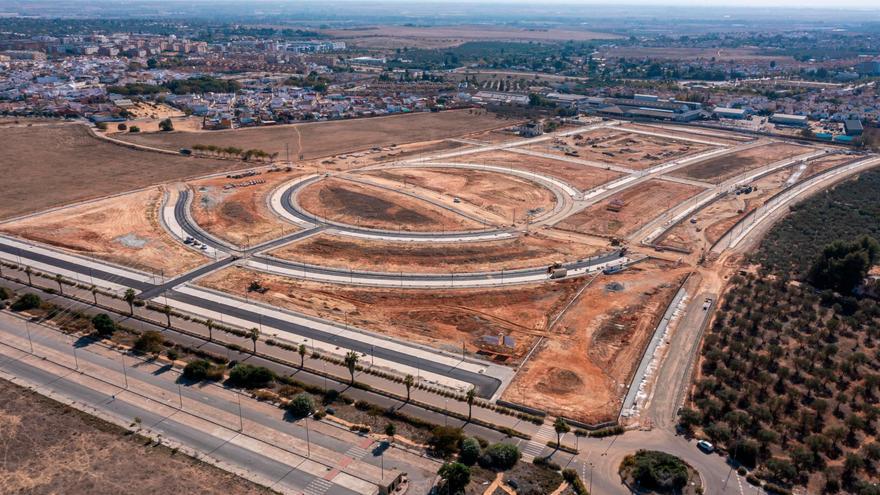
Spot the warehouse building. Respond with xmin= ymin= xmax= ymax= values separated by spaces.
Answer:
xmin=770 ymin=113 xmax=808 ymax=127
xmin=714 ymin=107 xmax=748 ymax=119
xmin=844 ymin=119 xmax=864 ymax=136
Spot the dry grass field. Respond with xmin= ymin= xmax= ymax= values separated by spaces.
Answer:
xmin=536 ymin=131 xmax=714 ymax=170
xmin=321 ymin=25 xmax=621 ymax=49
xmin=0 ymin=124 xmax=243 ymax=221
xmin=117 ymin=110 xmax=513 ymax=159
xmin=0 ymin=378 xmax=273 ymax=495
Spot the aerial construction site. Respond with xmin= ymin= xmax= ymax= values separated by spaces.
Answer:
xmin=0 ymin=109 xmax=873 ymax=431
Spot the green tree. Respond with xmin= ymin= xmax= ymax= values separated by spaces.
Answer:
xmin=24 ymin=266 xmax=32 ymax=286
xmin=554 ymin=416 xmax=571 ymax=449
xmin=287 ymin=393 xmax=315 ymax=418
xmin=123 ymin=288 xmax=136 ymax=315
xmin=91 ymin=313 xmax=116 ymax=336
xmin=90 ymin=285 xmax=98 ymax=305
xmin=438 ymin=462 xmax=470 ymax=494
xmin=466 ymin=386 xmax=476 ymax=422
xmin=459 ymin=437 xmax=481 ymax=466
xmin=162 ymin=305 xmax=172 ymax=327
xmin=481 ymin=443 xmax=520 ymax=470
xmin=344 ymin=350 xmax=359 ymax=385
xmin=158 ymin=118 xmax=174 ymax=132
xmin=134 ymin=331 xmax=164 ymax=354
xmin=54 ymin=274 xmax=64 ymax=295
xmin=808 ymin=237 xmax=880 ymax=294
xmin=11 ymin=293 xmax=41 ymax=312
xmin=228 ymin=364 xmax=274 ymax=389
xmin=298 ymin=344 xmax=306 ymax=368
xmin=205 ymin=318 xmax=214 ymax=341
xmin=248 ymin=327 xmax=260 ymax=353
xmin=385 ymin=422 xmax=396 ymax=439
xmin=404 ymin=374 xmax=414 ymax=403
xmin=430 ymin=426 xmax=464 ymax=458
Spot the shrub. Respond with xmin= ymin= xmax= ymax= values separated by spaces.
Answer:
xmin=287 ymin=393 xmax=315 ymax=418
xmin=429 ymin=426 xmax=464 ymax=458
xmin=624 ymin=450 xmax=689 ymax=491
xmin=11 ymin=293 xmax=41 ymax=312
xmin=91 ymin=313 xmax=116 ymax=336
xmin=183 ymin=359 xmax=223 ymax=381
xmin=134 ymin=331 xmax=164 ymax=354
xmin=563 ymin=468 xmax=589 ymax=495
xmin=117 ymin=123 xmax=127 ymax=131
xmin=129 ymin=125 xmax=140 ymax=133
xmin=0 ymin=287 xmax=10 ymax=300
xmin=480 ymin=443 xmax=520 ymax=470
xmin=438 ymin=462 xmax=470 ymax=493
xmin=459 ymin=437 xmax=481 ymax=466
xmin=227 ymin=364 xmax=275 ymax=389
xmin=158 ymin=118 xmax=174 ymax=132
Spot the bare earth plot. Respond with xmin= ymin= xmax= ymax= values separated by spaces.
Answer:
xmin=0 ymin=124 xmax=247 ymax=221
xmin=0 ymin=378 xmax=272 ymax=495
xmin=503 ymin=260 xmax=689 ymax=423
xmin=116 ymin=110 xmax=511 ymax=159
xmin=660 ymin=165 xmax=797 ymax=252
xmin=447 ymin=150 xmax=623 ymax=192
xmin=672 ymin=142 xmax=809 ymax=183
xmin=801 ymin=153 xmax=854 ymax=180
xmin=269 ymin=232 xmax=604 ymax=274
xmin=0 ymin=188 xmax=205 ymax=276
xmin=198 ymin=266 xmax=583 ymax=362
xmin=190 ymin=168 xmax=305 ymax=247
xmin=558 ymin=180 xmax=703 ymax=238
xmin=620 ymin=123 xmax=752 ymax=145
xmin=358 ymin=167 xmax=556 ymax=224
xmin=297 ymin=178 xmax=486 ymax=232
xmin=534 ymin=131 xmax=714 ymax=170
xmin=313 ymin=139 xmax=470 ymax=172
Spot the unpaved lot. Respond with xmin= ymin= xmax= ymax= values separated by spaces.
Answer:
xmin=190 ymin=168 xmax=304 ymax=247
xmin=358 ymin=167 xmax=556 ymax=225
xmin=448 ymin=150 xmax=623 ymax=192
xmin=558 ymin=180 xmax=702 ymax=238
xmin=198 ymin=266 xmax=583 ymax=362
xmin=297 ymin=177 xmax=486 ymax=232
xmin=0 ymin=378 xmax=273 ymax=495
xmin=116 ymin=110 xmax=511 ymax=159
xmin=270 ymin=231 xmax=604 ymax=274
xmin=672 ymin=142 xmax=809 ymax=183
xmin=0 ymin=188 xmax=205 ymax=276
xmin=536 ymin=130 xmax=714 ymax=170
xmin=503 ymin=260 xmax=689 ymax=423
xmin=0 ymin=124 xmax=247 ymax=221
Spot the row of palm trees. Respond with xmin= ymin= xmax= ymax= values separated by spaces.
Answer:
xmin=16 ymin=268 xmax=491 ymax=426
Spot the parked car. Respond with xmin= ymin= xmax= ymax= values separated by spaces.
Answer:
xmin=697 ymin=440 xmax=715 ymax=453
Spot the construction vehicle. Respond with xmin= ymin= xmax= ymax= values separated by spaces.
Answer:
xmin=603 ymin=265 xmax=625 ymax=275
xmin=547 ymin=261 xmax=568 ymax=279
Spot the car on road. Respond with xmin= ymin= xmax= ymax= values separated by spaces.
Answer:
xmin=697 ymin=440 xmax=715 ymax=453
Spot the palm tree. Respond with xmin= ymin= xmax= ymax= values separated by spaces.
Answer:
xmin=466 ymin=387 xmax=476 ymax=423
xmin=123 ymin=288 xmax=136 ymax=315
xmin=554 ymin=417 xmax=571 ymax=449
xmin=90 ymin=285 xmax=98 ymax=305
xmin=344 ymin=351 xmax=359 ymax=386
xmin=24 ymin=266 xmax=32 ymax=286
xmin=55 ymin=274 xmax=64 ymax=295
xmin=298 ymin=344 xmax=306 ymax=368
xmin=205 ymin=319 xmax=214 ymax=341
xmin=248 ymin=327 xmax=260 ymax=353
xmin=163 ymin=305 xmax=172 ymax=327
xmin=404 ymin=374 xmax=414 ymax=403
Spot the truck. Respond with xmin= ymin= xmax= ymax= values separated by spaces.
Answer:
xmin=603 ymin=265 xmax=625 ymax=275
xmin=547 ymin=262 xmax=567 ymax=279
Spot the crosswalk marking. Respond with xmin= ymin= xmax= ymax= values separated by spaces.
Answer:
xmin=522 ymin=423 xmax=555 ymax=460
xmin=303 ymin=477 xmax=333 ymax=495
xmin=345 ymin=444 xmax=370 ymax=459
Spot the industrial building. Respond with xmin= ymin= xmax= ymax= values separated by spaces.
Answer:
xmin=713 ymin=107 xmax=748 ymax=119
xmin=770 ymin=113 xmax=808 ymax=127
xmin=845 ymin=119 xmax=864 ymax=136
xmin=582 ymin=95 xmax=704 ymax=122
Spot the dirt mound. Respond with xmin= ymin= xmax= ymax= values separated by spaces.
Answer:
xmin=535 ymin=367 xmax=584 ymax=395
xmin=220 ymin=201 xmax=255 ymax=223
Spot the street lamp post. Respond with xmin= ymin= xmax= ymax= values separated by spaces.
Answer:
xmin=121 ymin=353 xmax=129 ymax=389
